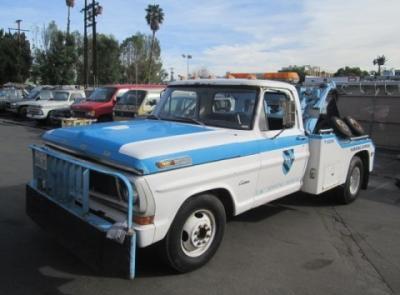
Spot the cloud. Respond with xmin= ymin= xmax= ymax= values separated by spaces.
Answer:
xmin=165 ymin=0 xmax=400 ymax=76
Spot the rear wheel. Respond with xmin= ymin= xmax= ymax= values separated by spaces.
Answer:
xmin=160 ymin=194 xmax=226 ymax=273
xmin=336 ymin=156 xmax=364 ymax=204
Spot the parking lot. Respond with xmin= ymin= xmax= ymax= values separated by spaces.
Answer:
xmin=0 ymin=116 xmax=399 ymax=295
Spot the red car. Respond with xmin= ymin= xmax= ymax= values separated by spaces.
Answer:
xmin=71 ymin=84 xmax=164 ymax=122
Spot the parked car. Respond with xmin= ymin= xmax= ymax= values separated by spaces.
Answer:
xmin=1 ymin=87 xmax=29 ymax=111
xmin=26 ymin=89 xmax=86 ymax=122
xmin=6 ymin=86 xmax=55 ymax=116
xmin=71 ymin=84 xmax=164 ymax=122
xmin=113 ymin=87 xmax=165 ymax=120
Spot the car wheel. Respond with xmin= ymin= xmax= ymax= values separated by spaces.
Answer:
xmin=344 ymin=116 xmax=365 ymax=136
xmin=18 ymin=106 xmax=27 ymax=118
xmin=161 ymin=194 xmax=226 ymax=273
xmin=336 ymin=156 xmax=364 ymax=204
xmin=331 ymin=116 xmax=353 ymax=138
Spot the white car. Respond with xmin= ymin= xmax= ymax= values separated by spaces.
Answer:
xmin=27 ymin=89 xmax=86 ymax=121
xmin=7 ymin=87 xmax=54 ymax=116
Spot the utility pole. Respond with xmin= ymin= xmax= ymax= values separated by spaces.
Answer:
xmin=182 ymin=54 xmax=192 ymax=79
xmin=8 ymin=20 xmax=30 ymax=83
xmin=81 ymin=1 xmax=102 ymax=87
xmin=92 ymin=0 xmax=97 ymax=87
xmin=83 ymin=0 xmax=88 ymax=87
xmin=170 ymin=67 xmax=175 ymax=82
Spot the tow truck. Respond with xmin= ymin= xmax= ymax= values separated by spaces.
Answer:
xmin=26 ymin=76 xmax=374 ymax=279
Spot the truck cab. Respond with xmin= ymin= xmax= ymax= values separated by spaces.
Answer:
xmin=26 ymin=79 xmax=374 ymax=279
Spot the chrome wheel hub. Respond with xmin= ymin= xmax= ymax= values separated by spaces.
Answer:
xmin=181 ymin=209 xmax=216 ymax=257
xmin=349 ymin=166 xmax=361 ymax=195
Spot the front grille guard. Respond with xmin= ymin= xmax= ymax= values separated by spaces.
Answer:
xmin=30 ymin=144 xmax=136 ymax=231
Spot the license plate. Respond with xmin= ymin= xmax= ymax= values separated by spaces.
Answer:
xmin=34 ymin=151 xmax=47 ymax=170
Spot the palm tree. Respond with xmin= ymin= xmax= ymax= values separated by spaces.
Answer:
xmin=145 ymin=4 xmax=164 ymax=83
xmin=373 ymin=55 xmax=386 ymax=76
xmin=66 ymin=0 xmax=75 ymax=35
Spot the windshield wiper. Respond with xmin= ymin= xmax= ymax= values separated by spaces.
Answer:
xmin=171 ymin=116 xmax=204 ymax=126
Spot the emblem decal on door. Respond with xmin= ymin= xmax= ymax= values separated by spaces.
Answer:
xmin=282 ymin=149 xmax=295 ymax=175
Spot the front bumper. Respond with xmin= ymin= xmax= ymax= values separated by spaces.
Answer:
xmin=27 ymin=145 xmax=139 ymax=279
xmin=26 ymin=184 xmax=136 ymax=278
xmin=27 ymin=113 xmax=46 ymax=119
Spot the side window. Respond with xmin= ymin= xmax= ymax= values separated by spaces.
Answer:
xmin=263 ymin=91 xmax=291 ymax=131
xmin=70 ymin=93 xmax=82 ymax=101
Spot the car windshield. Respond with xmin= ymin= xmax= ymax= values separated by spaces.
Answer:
xmin=87 ymin=87 xmax=116 ymax=102
xmin=154 ymin=86 xmax=259 ymax=130
xmin=26 ymin=90 xmax=40 ymax=100
xmin=51 ymin=91 xmax=69 ymax=101
xmin=117 ymin=90 xmax=147 ymax=106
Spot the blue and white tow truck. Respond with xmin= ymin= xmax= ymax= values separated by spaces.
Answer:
xmin=26 ymin=78 xmax=375 ymax=279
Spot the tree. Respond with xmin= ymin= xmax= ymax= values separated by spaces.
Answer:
xmin=120 ymin=32 xmax=166 ymax=83
xmin=31 ymin=22 xmax=78 ymax=84
xmin=279 ymin=66 xmax=306 ymax=83
xmin=0 ymin=29 xmax=32 ymax=84
xmin=373 ymin=55 xmax=386 ymax=76
xmin=145 ymin=4 xmax=164 ymax=83
xmin=95 ymin=34 xmax=122 ymax=84
xmin=66 ymin=0 xmax=75 ymax=35
xmin=191 ymin=67 xmax=213 ymax=79
xmin=334 ymin=66 xmax=369 ymax=77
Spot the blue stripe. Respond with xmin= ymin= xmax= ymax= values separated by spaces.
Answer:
xmin=142 ymin=136 xmax=307 ymax=174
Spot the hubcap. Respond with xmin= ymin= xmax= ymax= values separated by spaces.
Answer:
xmin=349 ymin=166 xmax=361 ymax=195
xmin=181 ymin=209 xmax=216 ymax=257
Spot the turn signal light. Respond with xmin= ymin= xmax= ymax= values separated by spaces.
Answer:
xmin=134 ymin=215 xmax=154 ymax=225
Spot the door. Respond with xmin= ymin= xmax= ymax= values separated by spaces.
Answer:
xmin=254 ymin=89 xmax=309 ymax=207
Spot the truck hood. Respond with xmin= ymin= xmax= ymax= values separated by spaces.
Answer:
xmin=28 ymin=100 xmax=70 ymax=108
xmin=42 ymin=120 xmax=259 ymax=175
xmin=71 ymin=100 xmax=104 ymax=111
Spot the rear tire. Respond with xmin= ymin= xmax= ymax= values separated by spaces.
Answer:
xmin=344 ymin=116 xmax=365 ymax=136
xmin=336 ymin=156 xmax=364 ymax=204
xmin=160 ymin=194 xmax=226 ymax=273
xmin=331 ymin=116 xmax=353 ymax=138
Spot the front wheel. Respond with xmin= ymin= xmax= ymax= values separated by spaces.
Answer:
xmin=161 ymin=194 xmax=226 ymax=273
xmin=336 ymin=156 xmax=364 ymax=204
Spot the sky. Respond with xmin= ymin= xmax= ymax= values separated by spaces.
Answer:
xmin=0 ymin=0 xmax=399 ymax=77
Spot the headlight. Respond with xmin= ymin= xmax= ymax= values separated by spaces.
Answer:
xmin=11 ymin=103 xmax=17 ymax=107
xmin=118 ymin=179 xmax=138 ymax=204
xmin=87 ymin=110 xmax=96 ymax=117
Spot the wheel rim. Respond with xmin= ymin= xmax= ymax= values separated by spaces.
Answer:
xmin=349 ymin=166 xmax=361 ymax=195
xmin=181 ymin=209 xmax=216 ymax=258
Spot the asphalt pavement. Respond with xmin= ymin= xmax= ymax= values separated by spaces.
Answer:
xmin=0 ymin=118 xmax=399 ymax=295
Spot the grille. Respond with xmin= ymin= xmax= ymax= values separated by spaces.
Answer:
xmin=31 ymin=145 xmax=135 ymax=223
xmin=28 ymin=107 xmax=42 ymax=115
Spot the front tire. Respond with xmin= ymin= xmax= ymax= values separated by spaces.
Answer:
xmin=161 ymin=194 xmax=226 ymax=273
xmin=336 ymin=156 xmax=364 ymax=204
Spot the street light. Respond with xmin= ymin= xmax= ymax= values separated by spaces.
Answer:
xmin=182 ymin=54 xmax=192 ymax=79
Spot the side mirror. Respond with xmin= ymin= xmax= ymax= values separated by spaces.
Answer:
xmin=283 ymin=100 xmax=296 ymax=128
xmin=36 ymin=96 xmax=41 ymax=101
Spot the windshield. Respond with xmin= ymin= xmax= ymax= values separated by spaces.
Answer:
xmin=87 ymin=87 xmax=116 ymax=102
xmin=117 ymin=90 xmax=147 ymax=106
xmin=52 ymin=91 xmax=69 ymax=101
xmin=26 ymin=90 xmax=40 ymax=100
xmin=154 ymin=86 xmax=259 ymax=130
